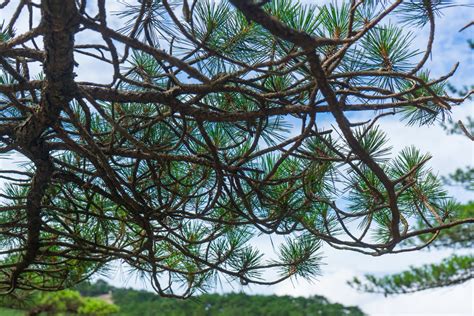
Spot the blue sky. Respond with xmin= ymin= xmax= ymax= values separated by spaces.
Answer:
xmin=0 ymin=1 xmax=472 ymax=315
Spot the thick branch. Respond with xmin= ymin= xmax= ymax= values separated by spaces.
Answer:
xmin=5 ymin=0 xmax=79 ymax=292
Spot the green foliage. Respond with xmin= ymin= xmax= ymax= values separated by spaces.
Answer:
xmin=349 ymin=254 xmax=473 ymax=295
xmin=361 ymin=24 xmax=417 ymax=73
xmin=38 ymin=289 xmax=84 ymax=314
xmin=0 ymin=21 xmax=13 ymax=42
xmin=317 ymin=1 xmax=350 ymax=39
xmin=0 ymin=307 xmax=24 ymax=316
xmin=117 ymin=0 xmax=178 ymax=46
xmin=112 ymin=289 xmax=365 ymax=316
xmin=69 ymin=280 xmax=367 ymax=316
xmin=75 ymin=279 xmax=116 ymax=297
xmin=349 ymin=105 xmax=473 ymax=294
xmin=0 ymin=288 xmax=119 ymax=316
xmin=0 ymin=307 xmax=25 ymax=316
xmin=276 ymin=235 xmax=322 ymax=279
xmin=441 ymin=117 xmax=474 ymax=139
xmin=78 ymin=298 xmax=120 ymax=316
xmin=399 ymin=71 xmax=449 ymax=126
xmin=417 ymin=201 xmax=474 ymax=249
xmin=349 ymin=198 xmax=473 ymax=295
xmin=395 ymin=0 xmax=456 ymax=27
xmin=442 ymin=167 xmax=474 ymax=191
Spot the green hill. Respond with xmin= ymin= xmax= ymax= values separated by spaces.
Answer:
xmin=0 ymin=280 xmax=365 ymax=315
xmin=77 ymin=280 xmax=366 ymax=316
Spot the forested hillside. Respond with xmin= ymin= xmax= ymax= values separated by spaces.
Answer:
xmin=76 ymin=280 xmax=366 ymax=316
xmin=0 ymin=280 xmax=365 ymax=315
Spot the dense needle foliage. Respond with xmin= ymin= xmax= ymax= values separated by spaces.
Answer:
xmin=0 ymin=0 xmax=472 ymax=298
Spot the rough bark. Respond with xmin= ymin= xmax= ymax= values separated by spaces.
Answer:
xmin=7 ymin=0 xmax=78 ymax=291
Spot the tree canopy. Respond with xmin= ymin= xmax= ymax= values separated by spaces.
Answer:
xmin=0 ymin=0 xmax=472 ymax=298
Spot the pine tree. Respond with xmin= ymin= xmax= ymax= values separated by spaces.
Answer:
xmin=0 ymin=0 xmax=472 ymax=298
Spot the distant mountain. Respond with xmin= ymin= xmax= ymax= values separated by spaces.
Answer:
xmin=76 ymin=280 xmax=366 ymax=316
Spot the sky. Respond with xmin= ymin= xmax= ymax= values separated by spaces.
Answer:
xmin=0 ymin=1 xmax=473 ymax=315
